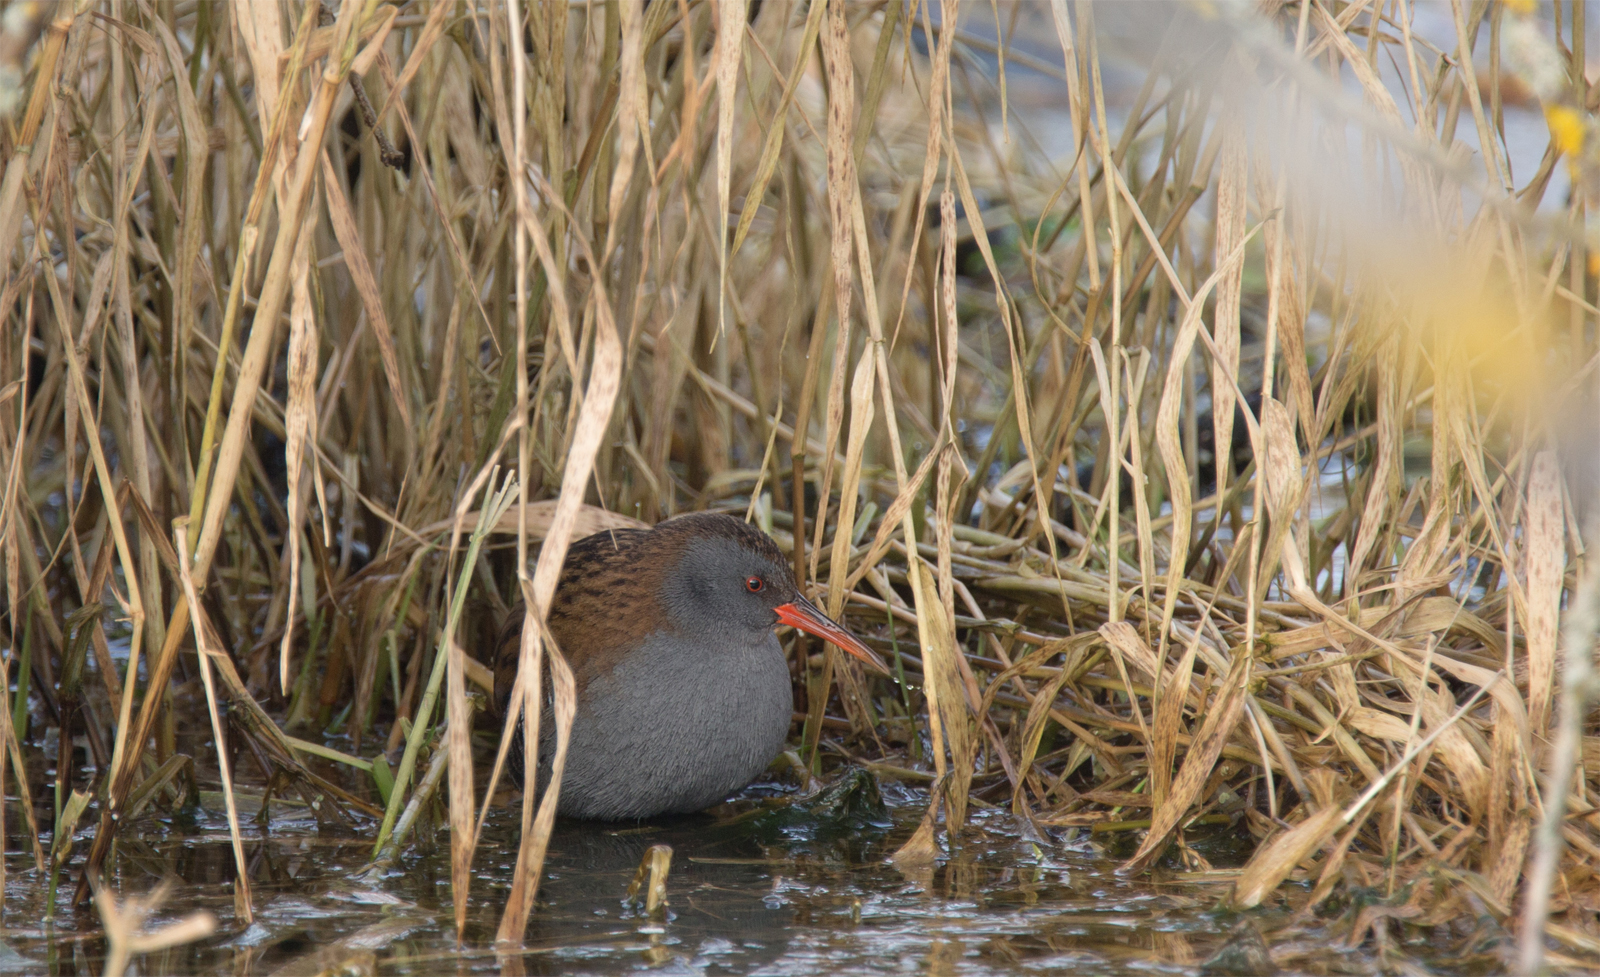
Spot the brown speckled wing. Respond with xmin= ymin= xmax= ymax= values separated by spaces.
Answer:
xmin=491 ymin=527 xmax=664 ymax=719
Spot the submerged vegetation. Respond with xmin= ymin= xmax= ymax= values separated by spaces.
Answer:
xmin=1 ymin=0 xmax=1599 ymax=968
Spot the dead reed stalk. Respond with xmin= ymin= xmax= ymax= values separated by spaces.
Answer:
xmin=0 ymin=0 xmax=1597 ymax=963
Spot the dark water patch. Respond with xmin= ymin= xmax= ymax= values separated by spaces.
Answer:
xmin=0 ymin=772 xmax=1517 ymax=974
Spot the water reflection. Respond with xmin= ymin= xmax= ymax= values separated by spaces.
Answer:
xmin=0 ymin=771 xmax=1497 ymax=975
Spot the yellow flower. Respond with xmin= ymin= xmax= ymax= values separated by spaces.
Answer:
xmin=1547 ymin=105 xmax=1585 ymax=156
xmin=1504 ymin=0 xmax=1536 ymax=14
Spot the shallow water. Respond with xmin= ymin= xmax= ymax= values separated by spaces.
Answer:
xmin=0 ymin=764 xmax=1518 ymax=976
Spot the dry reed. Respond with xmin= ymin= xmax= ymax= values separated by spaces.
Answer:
xmin=0 ymin=0 xmax=1597 ymax=965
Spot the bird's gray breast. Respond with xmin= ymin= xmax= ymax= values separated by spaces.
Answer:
xmin=546 ymin=630 xmax=792 ymax=820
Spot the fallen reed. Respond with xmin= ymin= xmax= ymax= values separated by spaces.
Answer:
xmin=0 ymin=0 xmax=1597 ymax=964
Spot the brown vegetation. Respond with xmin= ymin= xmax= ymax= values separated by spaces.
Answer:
xmin=0 ymin=0 xmax=1597 ymax=965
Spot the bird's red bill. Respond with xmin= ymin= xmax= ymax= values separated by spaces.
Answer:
xmin=776 ymin=595 xmax=892 ymax=676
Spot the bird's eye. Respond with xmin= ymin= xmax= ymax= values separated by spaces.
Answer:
xmin=746 ymin=576 xmax=765 ymax=593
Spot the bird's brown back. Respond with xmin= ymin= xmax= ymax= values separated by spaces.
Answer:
xmin=491 ymin=526 xmax=668 ymax=718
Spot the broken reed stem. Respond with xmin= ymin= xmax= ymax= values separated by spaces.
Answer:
xmin=171 ymin=519 xmax=252 ymax=925
xmin=92 ymin=880 xmax=216 ymax=977
xmin=443 ymin=469 xmax=518 ymax=937
xmin=625 ymin=844 xmax=673 ymax=917
xmin=367 ymin=736 xmax=451 ymax=869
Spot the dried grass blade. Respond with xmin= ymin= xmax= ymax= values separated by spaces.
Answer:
xmin=1257 ymin=399 xmax=1306 ymax=595
xmin=843 ymin=448 xmax=938 ymax=593
xmin=319 ymin=151 xmax=413 ymax=431
xmin=605 ymin=0 xmax=646 ymax=250
xmin=808 ymin=0 xmax=859 ymax=584
xmin=1525 ymin=451 xmax=1563 ymax=736
xmin=1233 ymin=805 xmax=1344 ymax=909
xmin=1148 ymin=628 xmax=1202 ymax=809
xmin=730 ymin=0 xmax=827 ymax=255
xmin=844 ymin=204 xmax=957 ymax=593
xmin=277 ymin=215 xmax=319 ymax=693
xmin=1211 ymin=114 xmax=1247 ymax=496
xmin=1150 ymin=222 xmax=1256 ymax=651
xmin=172 ymin=519 xmax=252 ymax=925
xmin=852 ymin=1 xmax=900 ymax=167
xmin=1098 ymin=621 xmax=1156 ymax=751
xmin=713 ymin=0 xmax=747 ymax=342
xmin=891 ymin=793 xmax=943 ymax=871
xmin=1012 ymin=665 xmax=1076 ymax=817
xmin=0 ymin=5 xmax=71 ymax=268
xmin=826 ymin=354 xmax=876 ymax=618
xmin=910 ymin=556 xmax=973 ymax=833
xmin=1121 ymin=648 xmax=1252 ymax=876
xmin=376 ymin=0 xmax=453 ymax=122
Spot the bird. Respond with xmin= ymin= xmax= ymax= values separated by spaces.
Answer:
xmin=491 ymin=511 xmax=890 ymax=821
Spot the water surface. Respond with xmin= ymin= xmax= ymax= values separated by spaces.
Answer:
xmin=0 ymin=770 xmax=1514 ymax=975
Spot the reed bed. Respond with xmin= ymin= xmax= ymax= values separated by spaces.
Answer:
xmin=0 ymin=0 xmax=1596 ymax=965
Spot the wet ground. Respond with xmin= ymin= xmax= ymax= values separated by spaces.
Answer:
xmin=0 ymin=764 xmax=1514 ymax=976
